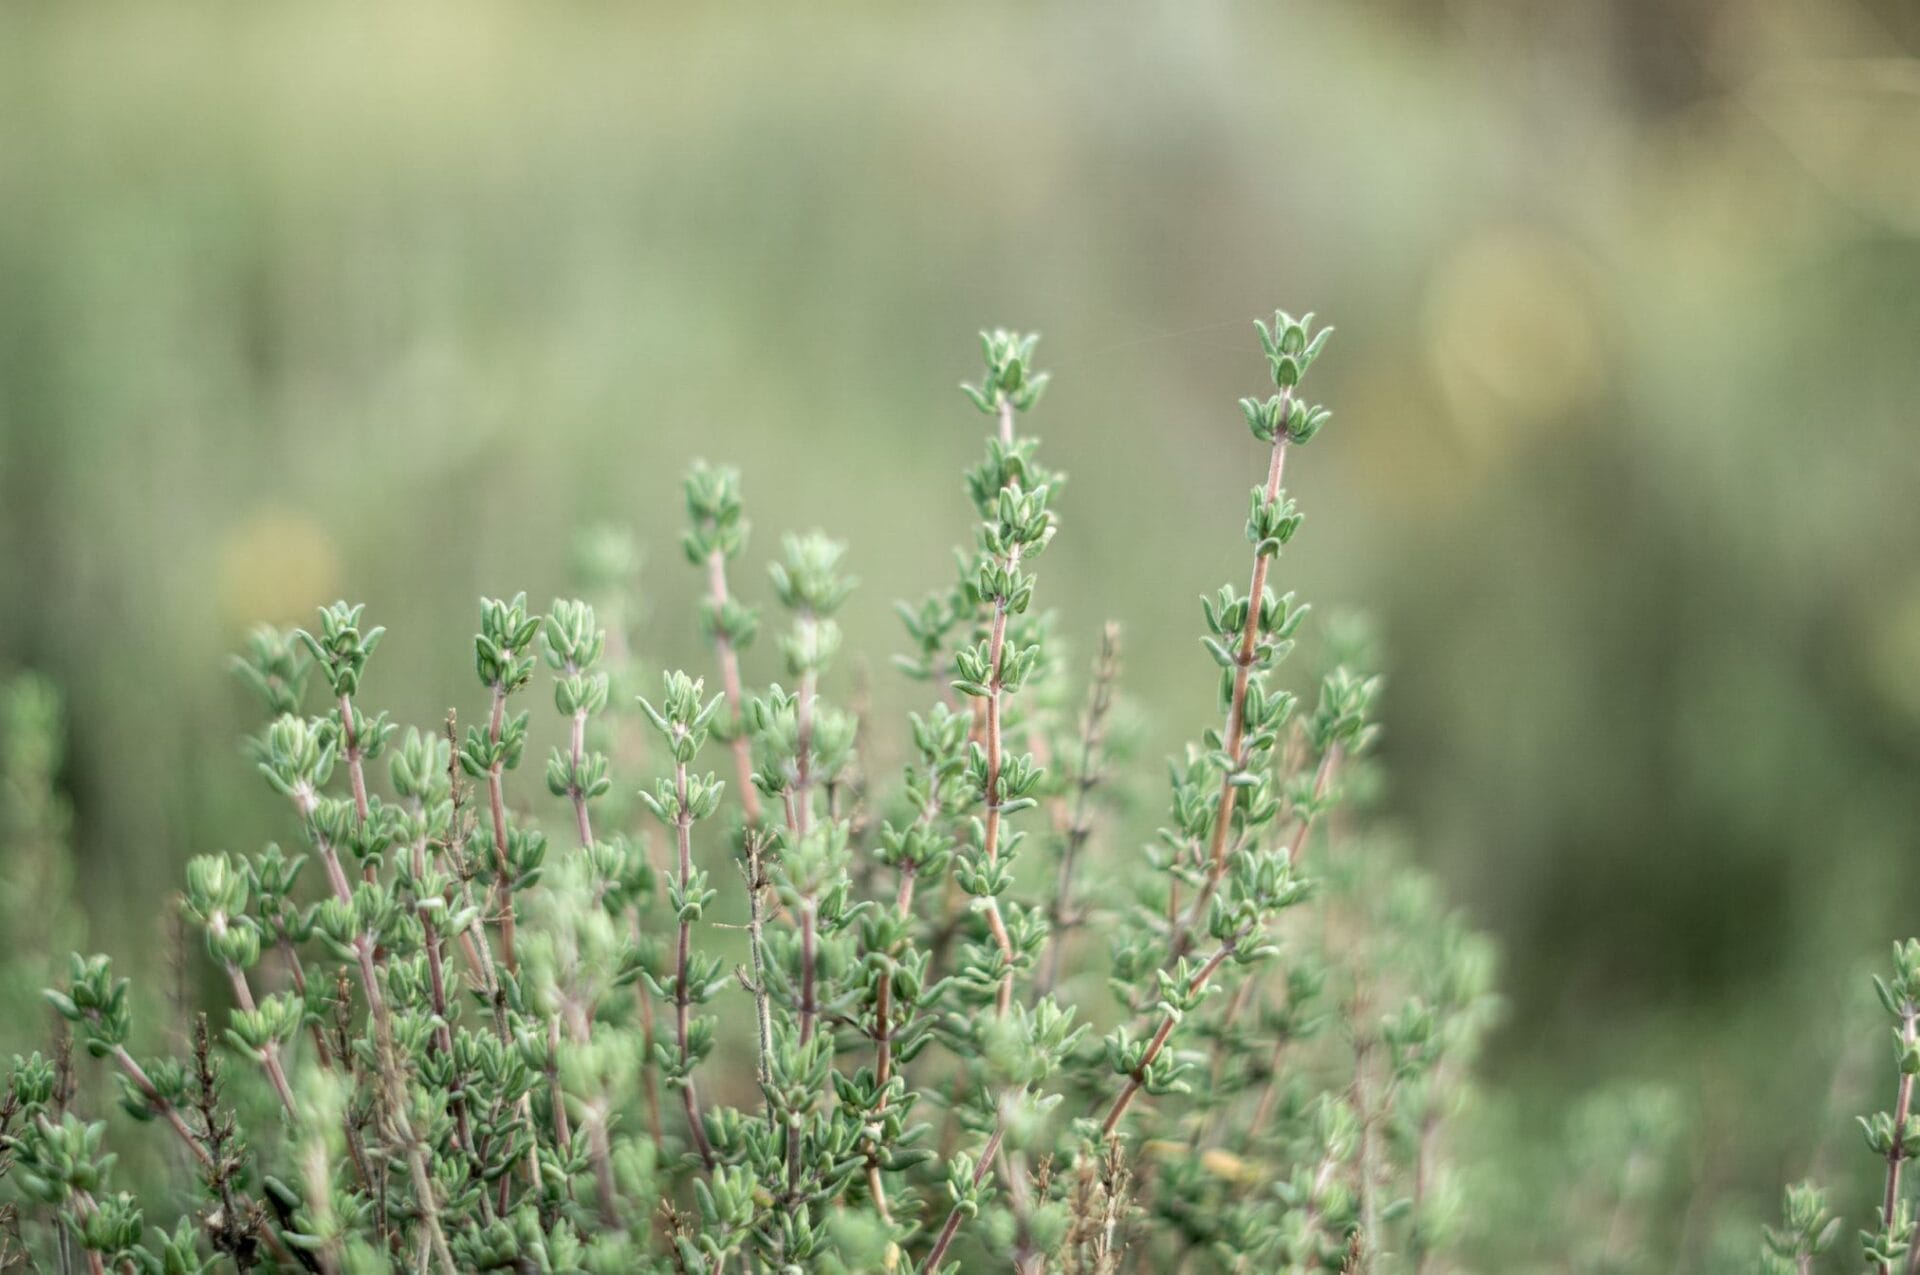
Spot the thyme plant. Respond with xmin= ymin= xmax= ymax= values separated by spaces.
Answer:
xmin=1762 ymin=943 xmax=1920 ymax=1275
xmin=0 ymin=313 xmax=1505 ymax=1273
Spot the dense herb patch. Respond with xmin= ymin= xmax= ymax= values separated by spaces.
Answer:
xmin=1 ymin=317 xmax=1503 ymax=1273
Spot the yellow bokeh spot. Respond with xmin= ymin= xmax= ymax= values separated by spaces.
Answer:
xmin=214 ymin=511 xmax=341 ymax=632
xmin=1867 ymin=577 xmax=1920 ymax=724
xmin=1424 ymin=228 xmax=1606 ymax=444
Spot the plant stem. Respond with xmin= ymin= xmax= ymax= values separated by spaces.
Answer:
xmin=1286 ymin=744 xmax=1343 ymax=865
xmin=1037 ymin=623 xmax=1120 ymax=995
xmin=107 ymin=1044 xmax=213 ymax=1171
xmin=629 ymin=909 xmax=666 ymax=1149
xmin=864 ymin=863 xmax=918 ymax=1227
xmin=1883 ymin=1007 xmax=1919 ymax=1275
xmin=442 ymin=717 xmax=513 ymax=1051
xmin=557 ymin=660 xmax=622 ymax=1213
xmin=742 ymin=837 xmax=776 ymax=1091
xmin=1170 ymin=408 xmax=1290 ymax=961
xmin=1101 ymin=938 xmax=1240 ymax=1136
xmin=919 ymin=1098 xmax=1014 ymax=1274
xmin=1188 ymin=978 xmax=1258 ymax=1152
xmin=185 ymin=1017 xmax=297 ymax=1272
xmin=1242 ymin=1030 xmax=1294 ymax=1148
xmin=874 ymin=869 xmax=916 ymax=1089
xmin=338 ymin=693 xmax=370 ymax=826
xmin=979 ymin=546 xmax=1022 ymax=1019
xmin=66 ymin=1191 xmax=109 ymax=1275
xmin=202 ymin=903 xmax=300 ymax=1120
xmin=484 ymin=684 xmax=518 ymax=973
xmin=306 ymin=809 xmax=456 ymax=1274
xmin=408 ymin=806 xmax=473 ymax=1161
xmin=798 ymin=896 xmax=819 ymax=1046
xmin=216 ymin=955 xmax=297 ymax=1118
xmin=673 ymin=759 xmax=716 ymax=1167
xmin=276 ymin=937 xmax=334 ymax=1071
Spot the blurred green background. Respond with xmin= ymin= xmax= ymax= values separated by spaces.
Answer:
xmin=4 ymin=0 xmax=1920 ymax=1262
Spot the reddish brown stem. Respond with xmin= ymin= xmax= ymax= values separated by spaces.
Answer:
xmin=630 ymin=909 xmax=666 ymax=1148
xmin=920 ymin=1103 xmax=1012 ymax=1274
xmin=1188 ymin=978 xmax=1258 ymax=1152
xmin=673 ymin=762 xmax=715 ymax=1167
xmin=1883 ymin=1009 xmax=1919 ymax=1275
xmin=484 ymin=686 xmax=518 ymax=973
xmin=306 ymin=815 xmax=458 ymax=1270
xmin=873 ymin=881 xmax=911 ymax=1090
xmin=568 ymin=709 xmax=594 ymax=848
xmin=109 ymin=1045 xmax=214 ymax=1170
xmin=1036 ymin=623 xmax=1121 ymax=995
xmin=67 ymin=1191 xmax=111 ymax=1275
xmin=1101 ymin=940 xmax=1238 ymax=1137
xmin=1170 ymin=420 xmax=1290 ymax=962
xmin=217 ymin=949 xmax=297 ymax=1118
xmin=408 ymin=811 xmax=472 ymax=1160
xmin=1244 ymin=1032 xmax=1295 ymax=1146
xmin=798 ymin=898 xmax=819 ymax=1046
xmin=339 ymin=692 xmax=370 ymax=825
xmin=279 ymin=937 xmax=335 ymax=1070
xmin=1285 ymin=745 xmax=1342 ymax=865
xmin=742 ymin=836 xmax=777 ymax=1091
xmin=867 ymin=865 xmax=919 ymax=1222
xmin=555 ymin=676 xmax=623 ymax=1213
xmin=794 ymin=619 xmax=820 ymax=837
xmin=978 ymin=549 xmax=1023 ymax=1018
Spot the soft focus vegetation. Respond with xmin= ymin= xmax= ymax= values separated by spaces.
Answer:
xmin=3 ymin=1 xmax=1920 ymax=1267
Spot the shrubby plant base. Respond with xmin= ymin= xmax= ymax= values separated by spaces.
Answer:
xmin=1 ymin=308 xmax=1694 ymax=1273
